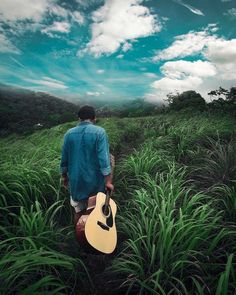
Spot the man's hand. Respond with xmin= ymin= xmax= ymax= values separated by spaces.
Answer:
xmin=105 ymin=174 xmax=114 ymax=193
xmin=61 ymin=174 xmax=69 ymax=188
xmin=106 ymin=182 xmax=114 ymax=193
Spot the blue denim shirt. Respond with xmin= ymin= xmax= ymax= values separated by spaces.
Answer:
xmin=60 ymin=121 xmax=111 ymax=201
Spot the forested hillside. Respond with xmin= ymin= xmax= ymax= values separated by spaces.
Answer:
xmin=0 ymin=84 xmax=161 ymax=136
xmin=0 ymin=84 xmax=77 ymax=136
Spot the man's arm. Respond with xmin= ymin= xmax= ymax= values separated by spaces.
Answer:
xmin=60 ymin=133 xmax=69 ymax=187
xmin=97 ymin=131 xmax=114 ymax=192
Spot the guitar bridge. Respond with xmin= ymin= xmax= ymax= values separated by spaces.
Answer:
xmin=97 ymin=221 xmax=110 ymax=231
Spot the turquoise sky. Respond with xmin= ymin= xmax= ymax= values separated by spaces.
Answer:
xmin=0 ymin=0 xmax=236 ymax=103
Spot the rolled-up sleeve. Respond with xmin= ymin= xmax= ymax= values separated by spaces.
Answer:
xmin=97 ymin=131 xmax=111 ymax=176
xmin=60 ymin=133 xmax=69 ymax=174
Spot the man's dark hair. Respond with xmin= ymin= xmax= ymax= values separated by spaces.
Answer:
xmin=78 ymin=105 xmax=96 ymax=120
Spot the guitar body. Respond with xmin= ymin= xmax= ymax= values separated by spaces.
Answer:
xmin=85 ymin=192 xmax=117 ymax=254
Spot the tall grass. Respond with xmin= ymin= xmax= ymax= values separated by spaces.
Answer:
xmin=109 ymin=166 xmax=235 ymax=294
xmin=108 ymin=113 xmax=236 ymax=294
xmin=0 ymin=198 xmax=91 ymax=293
xmin=190 ymin=137 xmax=236 ymax=189
xmin=0 ymin=112 xmax=236 ymax=294
xmin=0 ymin=247 xmax=84 ymax=294
xmin=0 ymin=124 xmax=93 ymax=293
xmin=0 ymin=117 xmax=135 ymax=293
xmin=212 ymin=185 xmax=236 ymax=223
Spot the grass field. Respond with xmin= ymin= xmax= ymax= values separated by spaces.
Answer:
xmin=0 ymin=111 xmax=236 ymax=294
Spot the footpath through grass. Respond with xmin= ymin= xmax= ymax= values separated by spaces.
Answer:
xmin=0 ymin=112 xmax=236 ymax=294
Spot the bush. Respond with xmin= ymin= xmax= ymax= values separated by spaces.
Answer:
xmin=167 ymin=90 xmax=206 ymax=111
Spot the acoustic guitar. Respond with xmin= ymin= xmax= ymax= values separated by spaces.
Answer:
xmin=76 ymin=191 xmax=117 ymax=254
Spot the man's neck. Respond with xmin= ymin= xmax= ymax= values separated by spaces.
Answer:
xmin=81 ymin=119 xmax=94 ymax=124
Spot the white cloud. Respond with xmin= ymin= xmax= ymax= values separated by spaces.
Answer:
xmin=122 ymin=42 xmax=133 ymax=52
xmin=146 ymin=33 xmax=236 ymax=103
xmin=51 ymin=48 xmax=73 ymax=59
xmin=42 ymin=21 xmax=71 ymax=36
xmin=48 ymin=4 xmax=85 ymax=25
xmin=86 ymin=91 xmax=101 ymax=96
xmin=7 ymin=22 xmax=44 ymax=35
xmin=96 ymin=69 xmax=105 ymax=74
xmin=161 ymin=60 xmax=216 ymax=79
xmin=25 ymin=77 xmax=68 ymax=89
xmin=153 ymin=26 xmax=219 ymax=61
xmin=145 ymin=75 xmax=203 ymax=103
xmin=204 ymin=39 xmax=236 ymax=80
xmin=0 ymin=0 xmax=84 ymax=24
xmin=224 ymin=8 xmax=236 ymax=18
xmin=117 ymin=54 xmax=124 ymax=59
xmin=49 ymin=4 xmax=68 ymax=18
xmin=221 ymin=0 xmax=232 ymax=2
xmin=162 ymin=16 xmax=169 ymax=22
xmin=173 ymin=0 xmax=204 ymax=16
xmin=49 ymin=5 xmax=84 ymax=24
xmin=143 ymin=72 xmax=158 ymax=78
xmin=204 ymin=39 xmax=236 ymax=63
xmin=42 ymin=76 xmax=66 ymax=84
xmin=145 ymin=93 xmax=165 ymax=104
xmin=0 ymin=33 xmax=20 ymax=54
xmin=152 ymin=75 xmax=202 ymax=94
xmin=210 ymin=27 xmax=219 ymax=33
xmin=70 ymin=11 xmax=84 ymax=24
xmin=82 ymin=0 xmax=161 ymax=57
xmin=153 ymin=26 xmax=236 ymax=80
xmin=0 ymin=0 xmax=52 ymax=22
xmin=0 ymin=0 xmax=84 ymax=39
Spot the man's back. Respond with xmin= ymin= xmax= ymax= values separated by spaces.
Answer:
xmin=60 ymin=121 xmax=111 ymax=201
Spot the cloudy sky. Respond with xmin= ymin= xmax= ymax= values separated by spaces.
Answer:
xmin=0 ymin=0 xmax=236 ymax=103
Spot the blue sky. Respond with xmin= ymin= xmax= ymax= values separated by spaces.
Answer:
xmin=0 ymin=0 xmax=236 ymax=103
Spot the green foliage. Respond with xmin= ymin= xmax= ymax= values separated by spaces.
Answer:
xmin=167 ymin=90 xmax=206 ymax=111
xmin=190 ymin=137 xmax=236 ymax=190
xmin=211 ymin=185 xmax=236 ymax=223
xmin=1 ymin=112 xmax=236 ymax=294
xmin=110 ymin=112 xmax=236 ymax=294
xmin=110 ymin=176 xmax=225 ymax=294
xmin=208 ymin=87 xmax=236 ymax=114
xmin=216 ymin=254 xmax=235 ymax=295
xmin=0 ymin=122 xmax=94 ymax=293
xmin=0 ymin=247 xmax=84 ymax=294
xmin=0 ymin=84 xmax=77 ymax=136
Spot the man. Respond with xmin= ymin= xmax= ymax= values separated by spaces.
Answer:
xmin=60 ymin=105 xmax=114 ymax=224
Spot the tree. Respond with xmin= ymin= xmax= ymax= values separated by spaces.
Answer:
xmin=207 ymin=87 xmax=236 ymax=113
xmin=208 ymin=87 xmax=229 ymax=101
xmin=228 ymin=87 xmax=236 ymax=103
xmin=167 ymin=90 xmax=206 ymax=111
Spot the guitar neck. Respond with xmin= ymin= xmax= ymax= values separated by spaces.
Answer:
xmin=104 ymin=191 xmax=111 ymax=215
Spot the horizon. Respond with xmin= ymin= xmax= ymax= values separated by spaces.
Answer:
xmin=0 ymin=0 xmax=236 ymax=104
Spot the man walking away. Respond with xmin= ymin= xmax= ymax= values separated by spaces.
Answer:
xmin=60 ymin=105 xmax=114 ymax=224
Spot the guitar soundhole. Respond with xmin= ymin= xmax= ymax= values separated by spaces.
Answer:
xmin=102 ymin=205 xmax=110 ymax=217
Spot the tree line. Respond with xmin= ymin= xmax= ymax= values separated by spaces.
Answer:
xmin=1 ymin=84 xmax=235 ymax=136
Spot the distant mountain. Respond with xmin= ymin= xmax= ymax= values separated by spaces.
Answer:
xmin=0 ymin=83 xmax=166 ymax=136
xmin=0 ymin=84 xmax=78 ymax=136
